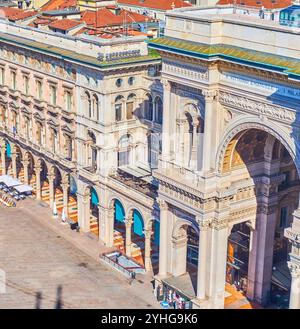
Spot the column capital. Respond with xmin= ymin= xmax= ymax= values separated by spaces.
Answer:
xmin=144 ymin=229 xmax=153 ymax=239
xmin=124 ymin=217 xmax=133 ymax=228
xmin=34 ymin=164 xmax=42 ymax=173
xmin=196 ymin=217 xmax=211 ymax=230
xmin=161 ymin=78 xmax=171 ymax=91
xmin=47 ymin=173 xmax=55 ymax=182
xmin=21 ymin=159 xmax=29 ymax=166
xmin=202 ymin=89 xmax=218 ymax=102
xmin=61 ymin=182 xmax=69 ymax=190
xmin=288 ymin=261 xmax=300 ymax=278
xmin=157 ymin=198 xmax=168 ymax=211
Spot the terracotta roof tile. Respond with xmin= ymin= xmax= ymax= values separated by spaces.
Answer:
xmin=41 ymin=0 xmax=77 ymax=11
xmin=80 ymin=8 xmax=151 ymax=28
xmin=48 ymin=18 xmax=83 ymax=30
xmin=0 ymin=8 xmax=37 ymax=20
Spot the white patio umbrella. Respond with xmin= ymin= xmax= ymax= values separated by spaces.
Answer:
xmin=61 ymin=208 xmax=67 ymax=225
xmin=52 ymin=201 xmax=58 ymax=218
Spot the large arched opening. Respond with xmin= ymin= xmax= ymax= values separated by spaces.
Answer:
xmin=89 ymin=186 xmax=99 ymax=236
xmin=219 ymin=127 xmax=299 ymax=308
xmin=68 ymin=175 xmax=78 ymax=223
xmin=113 ymin=199 xmax=126 ymax=253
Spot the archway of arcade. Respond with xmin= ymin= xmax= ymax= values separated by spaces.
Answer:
xmin=221 ymin=128 xmax=299 ymax=308
xmin=111 ymin=198 xmax=159 ymax=271
xmin=0 ymin=141 xmax=79 ymax=224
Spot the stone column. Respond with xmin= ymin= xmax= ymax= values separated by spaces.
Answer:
xmin=172 ymin=234 xmax=188 ymax=277
xmin=34 ymin=164 xmax=42 ymax=200
xmin=1 ymin=144 xmax=6 ymax=175
xmin=288 ymin=263 xmax=300 ymax=309
xmin=11 ymin=152 xmax=17 ymax=178
xmin=201 ymin=90 xmax=218 ymax=172
xmin=177 ymin=119 xmax=185 ymax=167
xmin=197 ymin=220 xmax=209 ymax=299
xmin=77 ymin=192 xmax=90 ymax=233
xmin=247 ymin=209 xmax=277 ymax=305
xmin=161 ymin=79 xmax=171 ymax=162
xmin=61 ymin=180 xmax=69 ymax=217
xmin=99 ymin=205 xmax=114 ymax=247
xmin=125 ymin=215 xmax=133 ymax=258
xmin=144 ymin=229 xmax=152 ymax=272
xmin=190 ymin=122 xmax=198 ymax=169
xmin=22 ymin=159 xmax=29 ymax=185
xmin=158 ymin=199 xmax=169 ymax=277
xmin=47 ymin=173 xmax=55 ymax=209
xmin=285 ymin=208 xmax=300 ymax=309
xmin=207 ymin=221 xmax=229 ymax=309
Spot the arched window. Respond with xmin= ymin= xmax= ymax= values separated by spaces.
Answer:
xmin=126 ymin=93 xmax=135 ymax=120
xmin=145 ymin=94 xmax=153 ymax=121
xmin=85 ymin=92 xmax=91 ymax=118
xmin=36 ymin=122 xmax=42 ymax=145
xmin=115 ymin=95 xmax=124 ymax=122
xmin=92 ymin=94 xmax=99 ymax=121
xmin=118 ymin=134 xmax=132 ymax=167
xmin=154 ymin=97 xmax=163 ymax=124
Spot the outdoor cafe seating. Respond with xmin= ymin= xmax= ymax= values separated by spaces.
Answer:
xmin=0 ymin=175 xmax=33 ymax=205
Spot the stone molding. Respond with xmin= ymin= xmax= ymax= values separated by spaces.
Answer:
xmin=219 ymin=91 xmax=296 ymax=124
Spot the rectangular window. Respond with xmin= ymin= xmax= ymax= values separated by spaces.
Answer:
xmin=126 ymin=102 xmax=133 ymax=120
xmin=0 ymin=67 xmax=4 ymax=85
xmin=23 ymin=75 xmax=29 ymax=95
xmin=50 ymin=85 xmax=57 ymax=105
xmin=280 ymin=207 xmax=288 ymax=229
xmin=36 ymin=80 xmax=42 ymax=99
xmin=118 ymin=151 xmax=129 ymax=166
xmin=115 ymin=104 xmax=122 ymax=122
xmin=11 ymin=71 xmax=16 ymax=90
xmin=65 ymin=91 xmax=72 ymax=111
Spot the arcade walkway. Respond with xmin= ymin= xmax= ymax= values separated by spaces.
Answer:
xmin=0 ymin=198 xmax=159 ymax=309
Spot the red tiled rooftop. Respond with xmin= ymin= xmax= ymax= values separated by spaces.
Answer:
xmin=48 ymin=18 xmax=83 ymax=30
xmin=118 ymin=0 xmax=192 ymax=10
xmin=0 ymin=8 xmax=37 ymax=20
xmin=42 ymin=0 xmax=77 ymax=11
xmin=217 ymin=0 xmax=292 ymax=9
xmin=81 ymin=8 xmax=151 ymax=28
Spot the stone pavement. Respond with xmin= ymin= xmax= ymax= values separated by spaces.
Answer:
xmin=0 ymin=198 xmax=160 ymax=309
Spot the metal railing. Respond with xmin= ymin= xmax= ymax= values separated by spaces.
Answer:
xmin=100 ymin=253 xmax=136 ymax=279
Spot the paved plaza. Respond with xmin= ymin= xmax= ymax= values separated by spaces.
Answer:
xmin=0 ymin=198 xmax=159 ymax=309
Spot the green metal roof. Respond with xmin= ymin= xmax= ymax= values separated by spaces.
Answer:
xmin=148 ymin=37 xmax=300 ymax=80
xmin=0 ymin=32 xmax=161 ymax=70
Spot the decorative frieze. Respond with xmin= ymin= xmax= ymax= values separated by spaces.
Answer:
xmin=219 ymin=91 xmax=296 ymax=124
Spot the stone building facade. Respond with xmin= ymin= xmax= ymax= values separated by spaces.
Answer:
xmin=0 ymin=19 xmax=162 ymax=271
xmin=1 ymin=4 xmax=300 ymax=310
xmin=148 ymin=6 xmax=300 ymax=309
